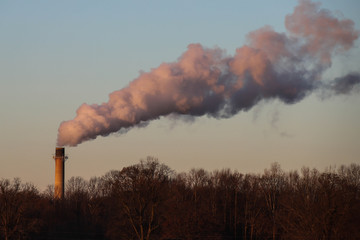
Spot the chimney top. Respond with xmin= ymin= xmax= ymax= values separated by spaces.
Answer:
xmin=55 ymin=147 xmax=65 ymax=158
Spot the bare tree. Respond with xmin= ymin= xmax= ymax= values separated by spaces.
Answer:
xmin=107 ymin=157 xmax=173 ymax=240
xmin=260 ymin=162 xmax=286 ymax=240
xmin=242 ymin=174 xmax=263 ymax=240
xmin=0 ymin=178 xmax=41 ymax=240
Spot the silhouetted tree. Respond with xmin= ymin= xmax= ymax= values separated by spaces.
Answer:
xmin=242 ymin=174 xmax=263 ymax=240
xmin=106 ymin=157 xmax=173 ymax=240
xmin=0 ymin=178 xmax=42 ymax=240
xmin=1 ymin=159 xmax=359 ymax=239
xmin=260 ymin=162 xmax=286 ymax=240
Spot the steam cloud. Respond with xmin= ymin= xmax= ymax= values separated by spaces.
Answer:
xmin=57 ymin=0 xmax=359 ymax=147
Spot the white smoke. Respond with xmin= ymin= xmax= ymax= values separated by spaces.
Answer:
xmin=57 ymin=0 xmax=359 ymax=147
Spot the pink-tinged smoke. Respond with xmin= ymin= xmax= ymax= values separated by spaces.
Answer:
xmin=57 ymin=0 xmax=359 ymax=147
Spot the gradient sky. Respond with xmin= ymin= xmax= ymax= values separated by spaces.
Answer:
xmin=1 ymin=0 xmax=359 ymax=191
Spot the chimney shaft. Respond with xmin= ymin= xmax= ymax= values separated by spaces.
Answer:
xmin=54 ymin=147 xmax=65 ymax=199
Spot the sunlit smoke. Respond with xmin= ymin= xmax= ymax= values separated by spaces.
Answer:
xmin=57 ymin=0 xmax=359 ymax=147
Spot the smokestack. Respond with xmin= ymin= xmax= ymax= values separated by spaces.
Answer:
xmin=54 ymin=147 xmax=66 ymax=199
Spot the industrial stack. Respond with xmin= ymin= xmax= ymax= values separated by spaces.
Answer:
xmin=54 ymin=147 xmax=66 ymax=199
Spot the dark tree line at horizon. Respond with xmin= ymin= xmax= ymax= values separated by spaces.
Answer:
xmin=0 ymin=158 xmax=359 ymax=240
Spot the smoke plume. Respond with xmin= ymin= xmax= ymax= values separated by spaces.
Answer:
xmin=330 ymin=73 xmax=360 ymax=95
xmin=57 ymin=0 xmax=359 ymax=147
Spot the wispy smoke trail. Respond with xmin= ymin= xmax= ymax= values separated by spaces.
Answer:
xmin=57 ymin=0 xmax=359 ymax=147
xmin=330 ymin=73 xmax=360 ymax=95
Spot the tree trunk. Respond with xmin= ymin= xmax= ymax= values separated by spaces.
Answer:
xmin=272 ymin=217 xmax=276 ymax=240
xmin=234 ymin=190 xmax=237 ymax=239
xmin=250 ymin=224 xmax=254 ymax=240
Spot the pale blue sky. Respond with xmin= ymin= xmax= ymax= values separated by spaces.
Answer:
xmin=1 ymin=0 xmax=359 ymax=190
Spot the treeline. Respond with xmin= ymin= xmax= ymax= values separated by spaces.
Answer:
xmin=1 ymin=158 xmax=360 ymax=240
